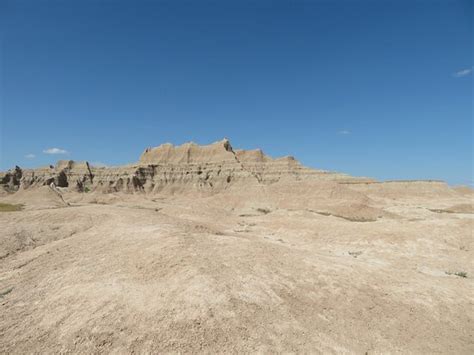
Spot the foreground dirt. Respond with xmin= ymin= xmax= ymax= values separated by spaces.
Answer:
xmin=0 ymin=187 xmax=473 ymax=353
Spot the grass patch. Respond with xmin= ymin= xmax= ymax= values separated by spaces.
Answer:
xmin=0 ymin=203 xmax=23 ymax=212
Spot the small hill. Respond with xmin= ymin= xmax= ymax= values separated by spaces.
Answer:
xmin=1 ymin=186 xmax=69 ymax=209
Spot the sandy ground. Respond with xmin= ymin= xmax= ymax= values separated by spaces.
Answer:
xmin=0 ymin=185 xmax=473 ymax=353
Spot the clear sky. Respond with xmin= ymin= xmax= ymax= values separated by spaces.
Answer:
xmin=1 ymin=0 xmax=472 ymax=185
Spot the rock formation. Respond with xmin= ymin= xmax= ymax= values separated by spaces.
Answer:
xmin=1 ymin=138 xmax=451 ymax=196
xmin=1 ymin=139 xmax=472 ymax=354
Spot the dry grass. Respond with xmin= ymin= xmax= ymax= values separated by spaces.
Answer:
xmin=0 ymin=203 xmax=23 ymax=212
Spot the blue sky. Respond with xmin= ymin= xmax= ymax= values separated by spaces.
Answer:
xmin=1 ymin=0 xmax=472 ymax=185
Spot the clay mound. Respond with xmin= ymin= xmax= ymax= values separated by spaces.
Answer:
xmin=346 ymin=180 xmax=457 ymax=199
xmin=453 ymin=185 xmax=474 ymax=196
xmin=206 ymin=180 xmax=379 ymax=216
xmin=430 ymin=203 xmax=474 ymax=214
xmin=0 ymin=186 xmax=69 ymax=209
xmin=65 ymin=191 xmax=124 ymax=205
xmin=266 ymin=180 xmax=373 ymax=209
xmin=139 ymin=139 xmax=236 ymax=164
xmin=313 ymin=203 xmax=384 ymax=222
xmin=0 ymin=207 xmax=94 ymax=259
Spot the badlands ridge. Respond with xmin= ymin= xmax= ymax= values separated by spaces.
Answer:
xmin=0 ymin=139 xmax=472 ymax=353
xmin=2 ymin=138 xmax=372 ymax=194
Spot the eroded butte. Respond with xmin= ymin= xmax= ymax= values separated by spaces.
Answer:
xmin=0 ymin=139 xmax=472 ymax=353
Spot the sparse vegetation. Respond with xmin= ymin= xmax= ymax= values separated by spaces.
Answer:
xmin=84 ymin=187 xmax=90 ymax=193
xmin=349 ymin=251 xmax=363 ymax=258
xmin=445 ymin=271 xmax=467 ymax=278
xmin=0 ymin=203 xmax=23 ymax=212
xmin=256 ymin=208 xmax=271 ymax=214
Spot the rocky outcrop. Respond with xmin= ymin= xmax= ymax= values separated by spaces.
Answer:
xmin=17 ymin=160 xmax=94 ymax=192
xmin=140 ymin=138 xmax=236 ymax=164
xmin=1 ymin=138 xmax=374 ymax=194
xmin=0 ymin=166 xmax=23 ymax=192
xmin=234 ymin=149 xmax=363 ymax=184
